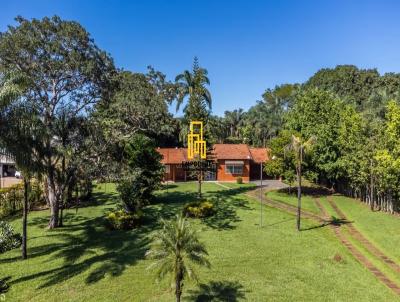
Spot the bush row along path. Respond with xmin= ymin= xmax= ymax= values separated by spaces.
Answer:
xmin=225 ymin=184 xmax=400 ymax=296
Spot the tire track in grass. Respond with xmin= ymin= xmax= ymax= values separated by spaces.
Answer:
xmin=315 ymin=198 xmax=400 ymax=296
xmin=327 ymin=196 xmax=400 ymax=274
xmin=245 ymin=187 xmax=325 ymax=223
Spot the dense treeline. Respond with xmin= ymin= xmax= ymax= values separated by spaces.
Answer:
xmin=264 ymin=66 xmax=400 ymax=214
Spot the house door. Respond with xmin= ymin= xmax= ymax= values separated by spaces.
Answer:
xmin=205 ymin=171 xmax=216 ymax=181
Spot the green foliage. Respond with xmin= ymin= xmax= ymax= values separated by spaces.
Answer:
xmin=264 ymin=130 xmax=297 ymax=178
xmin=116 ymin=179 xmax=143 ymax=213
xmin=146 ymin=214 xmax=210 ymax=301
xmin=175 ymin=57 xmax=212 ymax=146
xmin=96 ymin=70 xmax=176 ymax=147
xmin=0 ymin=15 xmax=116 ymax=228
xmin=240 ymin=84 xmax=299 ymax=146
xmin=0 ymin=184 xmax=24 ymax=218
xmin=287 ymin=88 xmax=355 ymax=183
xmin=0 ymin=220 xmax=22 ymax=253
xmin=183 ymin=201 xmax=215 ymax=218
xmin=305 ymin=65 xmax=381 ymax=109
xmin=106 ymin=210 xmax=143 ymax=230
xmin=0 ymin=182 xmax=45 ymax=218
xmin=283 ymin=170 xmax=296 ymax=186
xmin=114 ymin=134 xmax=164 ymax=219
xmin=236 ymin=176 xmax=243 ymax=184
xmin=176 ymin=57 xmax=212 ymax=122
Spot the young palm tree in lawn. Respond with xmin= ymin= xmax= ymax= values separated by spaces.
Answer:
xmin=286 ymin=135 xmax=316 ymax=231
xmin=146 ymin=214 xmax=210 ymax=302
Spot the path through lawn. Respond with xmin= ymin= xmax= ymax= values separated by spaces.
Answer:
xmin=0 ymin=182 xmax=397 ymax=301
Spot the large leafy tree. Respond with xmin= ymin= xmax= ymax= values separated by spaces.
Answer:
xmin=286 ymin=88 xmax=348 ymax=186
xmin=146 ymin=214 xmax=210 ymax=302
xmin=0 ymin=16 xmax=115 ymax=228
xmin=96 ymin=69 xmax=177 ymax=147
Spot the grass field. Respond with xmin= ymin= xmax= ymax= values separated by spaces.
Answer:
xmin=0 ymin=182 xmax=398 ymax=301
xmin=266 ymin=190 xmax=320 ymax=214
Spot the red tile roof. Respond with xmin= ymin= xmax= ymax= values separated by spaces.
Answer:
xmin=157 ymin=148 xmax=187 ymax=164
xmin=213 ymin=144 xmax=252 ymax=160
xmin=157 ymin=144 xmax=269 ymax=164
xmin=249 ymin=147 xmax=269 ymax=163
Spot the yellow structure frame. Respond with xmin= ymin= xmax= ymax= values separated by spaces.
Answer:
xmin=187 ymin=121 xmax=206 ymax=159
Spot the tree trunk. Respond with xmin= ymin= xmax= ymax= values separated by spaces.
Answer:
xmin=370 ymin=161 xmax=374 ymax=211
xmin=198 ymin=176 xmax=202 ymax=198
xmin=175 ymin=273 xmax=182 ymax=302
xmin=296 ymin=149 xmax=302 ymax=232
xmin=22 ymin=178 xmax=29 ymax=260
xmin=198 ymin=160 xmax=202 ymax=198
xmin=59 ymin=204 xmax=64 ymax=227
xmin=48 ymin=178 xmax=59 ymax=229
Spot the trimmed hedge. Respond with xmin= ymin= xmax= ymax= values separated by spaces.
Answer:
xmin=183 ymin=201 xmax=215 ymax=218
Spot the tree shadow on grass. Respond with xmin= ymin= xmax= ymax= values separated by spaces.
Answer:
xmin=301 ymin=216 xmax=352 ymax=231
xmin=0 ymin=276 xmax=11 ymax=294
xmin=277 ymin=186 xmax=332 ymax=198
xmin=202 ymin=192 xmax=251 ymax=230
xmin=154 ymin=188 xmax=252 ymax=231
xmin=185 ymin=280 xmax=247 ymax=301
xmin=9 ymin=215 xmax=150 ymax=288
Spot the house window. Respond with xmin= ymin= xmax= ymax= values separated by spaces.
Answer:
xmin=225 ymin=161 xmax=244 ymax=175
xmin=165 ymin=165 xmax=170 ymax=173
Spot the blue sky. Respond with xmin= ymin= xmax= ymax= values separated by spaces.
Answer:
xmin=2 ymin=0 xmax=400 ymax=116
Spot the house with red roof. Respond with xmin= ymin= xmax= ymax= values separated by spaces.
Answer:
xmin=157 ymin=144 xmax=269 ymax=182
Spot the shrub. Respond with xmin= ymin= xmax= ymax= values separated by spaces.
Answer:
xmin=0 ymin=221 xmax=22 ymax=253
xmin=106 ymin=210 xmax=143 ymax=230
xmin=0 ymin=181 xmax=45 ymax=218
xmin=0 ymin=184 xmax=24 ymax=218
xmin=183 ymin=201 xmax=215 ymax=218
xmin=236 ymin=176 xmax=243 ymax=184
xmin=116 ymin=178 xmax=143 ymax=213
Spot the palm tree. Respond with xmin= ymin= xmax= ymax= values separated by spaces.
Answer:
xmin=0 ymin=72 xmax=44 ymax=259
xmin=146 ymin=214 xmax=210 ymax=302
xmin=224 ymin=109 xmax=244 ymax=138
xmin=286 ymin=135 xmax=316 ymax=231
xmin=175 ymin=57 xmax=212 ymax=121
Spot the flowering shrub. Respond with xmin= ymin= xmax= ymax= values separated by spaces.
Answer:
xmin=106 ymin=210 xmax=143 ymax=230
xmin=183 ymin=201 xmax=215 ymax=218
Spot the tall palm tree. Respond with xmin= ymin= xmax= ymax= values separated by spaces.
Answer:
xmin=175 ymin=57 xmax=212 ymax=121
xmin=146 ymin=214 xmax=210 ymax=302
xmin=224 ymin=109 xmax=244 ymax=138
xmin=286 ymin=135 xmax=316 ymax=231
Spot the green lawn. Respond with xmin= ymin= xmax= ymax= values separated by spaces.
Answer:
xmin=266 ymin=190 xmax=320 ymax=214
xmin=0 ymin=183 xmax=398 ymax=301
xmin=320 ymin=195 xmax=400 ymax=269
